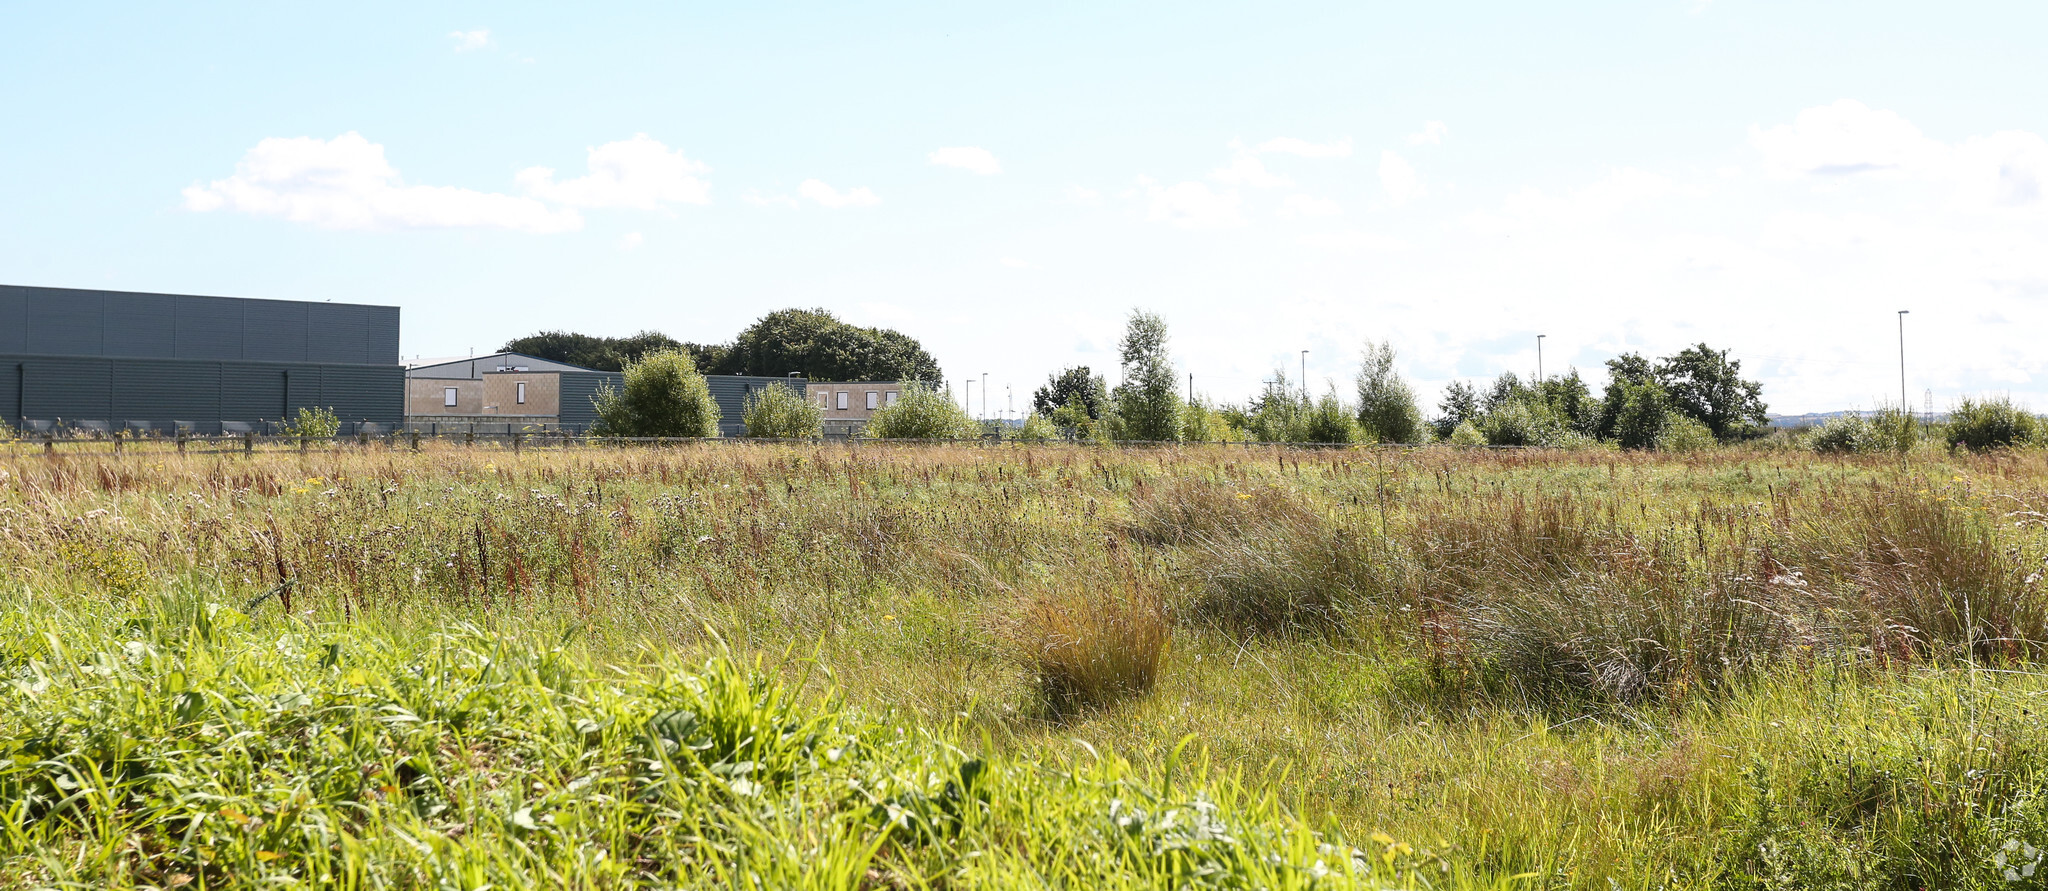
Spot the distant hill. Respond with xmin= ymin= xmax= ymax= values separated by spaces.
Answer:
xmin=1768 ymin=411 xmax=1946 ymax=429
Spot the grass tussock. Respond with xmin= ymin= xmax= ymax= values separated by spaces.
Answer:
xmin=1005 ymin=550 xmax=1170 ymax=717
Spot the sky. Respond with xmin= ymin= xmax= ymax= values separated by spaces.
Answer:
xmin=3 ymin=1 xmax=2045 ymax=416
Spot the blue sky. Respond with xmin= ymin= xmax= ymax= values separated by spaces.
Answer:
xmin=4 ymin=1 xmax=2046 ymax=414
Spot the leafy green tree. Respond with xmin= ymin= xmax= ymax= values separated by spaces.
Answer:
xmin=1355 ymin=340 xmax=1424 ymax=444
xmin=1538 ymin=368 xmax=1598 ymax=436
xmin=1612 ymin=379 xmax=1671 ymax=450
xmin=1597 ymin=353 xmax=1656 ymax=440
xmin=1434 ymin=380 xmax=1480 ymax=440
xmin=1483 ymin=372 xmax=1533 ymax=413
xmin=1049 ymin=396 xmax=1105 ymax=442
xmin=865 ymin=382 xmax=978 ymax=440
xmin=1248 ymin=369 xmax=1307 ymax=443
xmin=591 ymin=350 xmax=721 ymax=438
xmin=720 ymin=308 xmax=941 ymax=383
xmin=741 ymin=382 xmax=821 ymax=439
xmin=1110 ymin=310 xmax=1182 ymax=442
xmin=501 ymin=330 xmax=684 ymax=372
xmin=1032 ymin=367 xmax=1108 ymax=419
xmin=1654 ymin=344 xmax=1768 ymax=440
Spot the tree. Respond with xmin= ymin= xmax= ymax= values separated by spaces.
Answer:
xmin=1596 ymin=353 xmax=1655 ymax=440
xmin=1654 ymin=344 xmax=1768 ymax=441
xmin=719 ymin=308 xmax=941 ymax=382
xmin=1110 ymin=310 xmax=1182 ymax=441
xmin=1032 ymin=366 xmax=1108 ymax=419
xmin=1482 ymin=372 xmax=1533 ymax=413
xmin=591 ymin=350 xmax=720 ymax=438
xmin=1538 ymin=368 xmax=1598 ymax=436
xmin=1612 ymin=379 xmax=1670 ymax=450
xmin=1298 ymin=388 xmax=1360 ymax=444
xmin=1434 ymin=380 xmax=1480 ymax=440
xmin=1355 ymin=340 xmax=1424 ymax=444
xmin=865 ymin=382 xmax=979 ymax=440
xmin=741 ymin=382 xmax=821 ymax=439
xmin=501 ymin=330 xmax=673 ymax=372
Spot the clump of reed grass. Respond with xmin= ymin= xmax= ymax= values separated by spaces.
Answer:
xmin=1005 ymin=556 xmax=1170 ymax=717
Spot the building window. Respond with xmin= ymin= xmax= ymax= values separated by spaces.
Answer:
xmin=837 ymin=392 xmax=848 ymax=410
xmin=817 ymin=392 xmax=830 ymax=408
xmin=444 ymin=387 xmax=458 ymax=408
xmin=866 ymin=391 xmax=879 ymax=410
xmin=515 ymin=382 xmax=527 ymax=404
xmin=886 ymin=391 xmax=900 ymax=406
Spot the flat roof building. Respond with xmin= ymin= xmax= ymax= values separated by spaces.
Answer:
xmin=0 ymin=285 xmax=402 ymax=434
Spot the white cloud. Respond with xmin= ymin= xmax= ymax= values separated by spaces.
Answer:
xmin=1210 ymin=156 xmax=1290 ymax=188
xmin=1277 ymin=194 xmax=1342 ymax=218
xmin=1750 ymin=99 xmax=1937 ymax=178
xmin=619 ymin=232 xmax=644 ymax=251
xmin=928 ymin=146 xmax=1002 ymax=175
xmin=1000 ymin=257 xmax=1032 ymax=268
xmin=181 ymin=131 xmax=581 ymax=233
xmin=1379 ymin=150 xmax=1426 ymax=204
xmin=1062 ymin=185 xmax=1104 ymax=206
xmin=1748 ymin=100 xmax=2048 ymax=211
xmin=515 ymin=134 xmax=710 ymax=209
xmin=450 ymin=29 xmax=490 ymax=52
xmin=743 ymin=190 xmax=799 ymax=208
xmin=1144 ymin=181 xmax=1242 ymax=229
xmin=1255 ymin=137 xmax=1353 ymax=158
xmin=1300 ymin=230 xmax=1408 ymax=253
xmin=1407 ymin=121 xmax=1450 ymax=146
xmin=798 ymin=179 xmax=880 ymax=208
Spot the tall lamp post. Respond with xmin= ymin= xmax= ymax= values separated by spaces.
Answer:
xmin=1537 ymin=334 xmax=1547 ymax=383
xmin=1300 ymin=350 xmax=1309 ymax=401
xmin=1897 ymin=310 xmax=1910 ymax=413
xmin=981 ymin=373 xmax=989 ymax=422
xmin=964 ymin=379 xmax=974 ymax=418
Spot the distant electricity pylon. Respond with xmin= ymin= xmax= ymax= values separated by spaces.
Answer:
xmin=1924 ymin=388 xmax=1934 ymax=424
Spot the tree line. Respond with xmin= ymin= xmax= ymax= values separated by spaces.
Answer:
xmin=503 ymin=308 xmax=942 ymax=383
xmin=541 ymin=305 xmax=1772 ymax=447
xmin=1021 ymin=311 xmax=1768 ymax=449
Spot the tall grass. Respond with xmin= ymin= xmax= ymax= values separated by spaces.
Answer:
xmin=9 ymin=442 xmax=2048 ymax=885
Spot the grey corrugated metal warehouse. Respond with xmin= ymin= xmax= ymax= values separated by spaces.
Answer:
xmin=0 ymin=285 xmax=403 ymax=434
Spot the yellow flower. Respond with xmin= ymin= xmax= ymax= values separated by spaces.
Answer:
xmin=882 ymin=614 xmax=896 ymax=622
xmin=1236 ymin=493 xmax=1253 ymax=500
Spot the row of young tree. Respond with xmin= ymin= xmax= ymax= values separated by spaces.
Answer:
xmin=584 ymin=308 xmax=1774 ymax=447
xmin=1020 ymin=311 xmax=1769 ymax=449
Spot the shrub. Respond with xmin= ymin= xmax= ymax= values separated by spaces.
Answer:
xmin=1866 ymin=405 xmax=1918 ymax=455
xmin=741 ymin=382 xmax=821 ymax=439
xmin=1808 ymin=414 xmax=1870 ymax=455
xmin=592 ymin=350 xmax=721 ymax=438
xmin=1478 ymin=401 xmax=1581 ymax=448
xmin=865 ymin=382 xmax=977 ymax=440
xmin=1296 ymin=390 xmax=1359 ymax=444
xmin=1449 ymin=420 xmax=1486 ymax=446
xmin=1947 ymin=396 xmax=2036 ymax=452
xmin=283 ymin=406 xmax=340 ymax=439
xmin=1656 ymin=413 xmax=1716 ymax=453
xmin=1011 ymin=412 xmax=1059 ymax=442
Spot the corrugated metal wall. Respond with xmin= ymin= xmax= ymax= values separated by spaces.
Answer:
xmin=1 ymin=284 xmax=404 ymax=433
xmin=1 ymin=286 xmax=398 ymax=363
xmin=1 ymin=356 xmax=403 ymax=432
xmin=558 ymin=372 xmax=622 ymax=431
xmin=706 ymin=376 xmax=808 ymax=437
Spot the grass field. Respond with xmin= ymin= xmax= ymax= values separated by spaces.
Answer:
xmin=6 ymin=441 xmax=2048 ymax=888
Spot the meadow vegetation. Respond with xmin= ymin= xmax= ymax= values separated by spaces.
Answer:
xmin=6 ymin=437 xmax=2048 ymax=887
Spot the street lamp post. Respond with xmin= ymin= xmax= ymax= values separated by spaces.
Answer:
xmin=1897 ymin=311 xmax=1910 ymax=414
xmin=1537 ymin=334 xmax=1546 ymax=383
xmin=964 ymin=379 xmax=974 ymax=418
xmin=981 ymin=373 xmax=988 ymax=423
xmin=1300 ymin=350 xmax=1309 ymax=402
